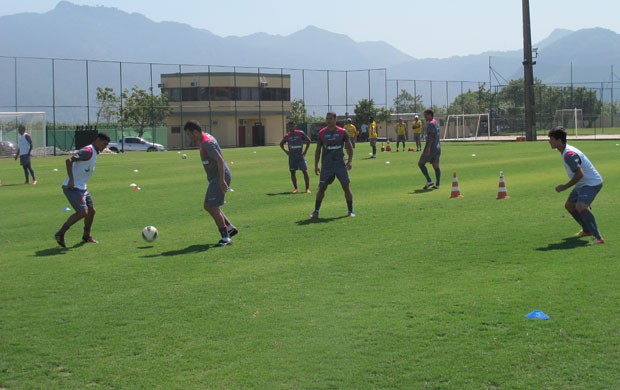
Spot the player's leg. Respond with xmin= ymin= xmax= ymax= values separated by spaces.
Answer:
xmin=55 ymin=188 xmax=88 ymax=247
xmin=289 ymin=157 xmax=298 ymax=192
xmin=302 ymin=169 xmax=311 ymax=193
xmin=565 ymin=188 xmax=589 ymax=236
xmin=418 ymin=157 xmax=433 ymax=188
xmin=310 ymin=171 xmax=333 ymax=218
xmin=290 ymin=170 xmax=298 ymax=192
xmin=80 ymin=191 xmax=97 ymax=242
xmin=204 ymin=179 xmax=232 ymax=245
xmin=26 ymin=162 xmax=36 ymax=183
xmin=431 ymin=156 xmax=441 ymax=188
xmin=575 ymin=185 xmax=603 ymax=242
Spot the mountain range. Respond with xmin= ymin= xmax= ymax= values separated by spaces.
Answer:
xmin=1 ymin=1 xmax=620 ymax=114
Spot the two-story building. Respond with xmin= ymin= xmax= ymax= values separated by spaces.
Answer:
xmin=160 ymin=72 xmax=291 ymax=148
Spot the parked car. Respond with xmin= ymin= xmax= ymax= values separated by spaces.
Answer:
xmin=0 ymin=141 xmax=17 ymax=157
xmin=107 ymin=137 xmax=165 ymax=153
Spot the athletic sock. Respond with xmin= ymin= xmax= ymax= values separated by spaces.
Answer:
xmin=219 ymin=227 xmax=229 ymax=239
xmin=580 ymin=209 xmax=601 ymax=239
xmin=569 ymin=209 xmax=589 ymax=232
xmin=83 ymin=228 xmax=91 ymax=238
xmin=314 ymin=200 xmax=322 ymax=212
xmin=59 ymin=223 xmax=71 ymax=235
xmin=346 ymin=200 xmax=353 ymax=213
xmin=419 ymin=165 xmax=432 ymax=183
xmin=434 ymin=168 xmax=441 ymax=186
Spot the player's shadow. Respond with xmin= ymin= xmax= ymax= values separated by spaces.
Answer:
xmin=296 ymin=215 xmax=348 ymax=225
xmin=410 ymin=189 xmax=435 ymax=194
xmin=266 ymin=192 xmax=295 ymax=196
xmin=535 ymin=237 xmax=588 ymax=251
xmin=141 ymin=244 xmax=217 ymax=258
xmin=34 ymin=247 xmax=68 ymax=257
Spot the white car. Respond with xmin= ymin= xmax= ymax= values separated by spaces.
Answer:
xmin=107 ymin=137 xmax=166 ymax=153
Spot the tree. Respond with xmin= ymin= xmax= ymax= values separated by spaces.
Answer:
xmin=393 ymin=89 xmax=424 ymax=114
xmin=447 ymin=84 xmax=492 ymax=115
xmin=289 ymin=98 xmax=308 ymax=125
xmin=353 ymin=98 xmax=379 ymax=126
xmin=120 ymin=86 xmax=171 ymax=137
xmin=95 ymin=87 xmax=120 ymax=128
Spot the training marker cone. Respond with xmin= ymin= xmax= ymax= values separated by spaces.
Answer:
xmin=496 ymin=171 xmax=510 ymax=199
xmin=450 ymin=172 xmax=463 ymax=198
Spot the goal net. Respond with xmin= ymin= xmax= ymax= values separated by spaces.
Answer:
xmin=443 ymin=113 xmax=490 ymax=140
xmin=553 ymin=109 xmax=583 ymax=136
xmin=0 ymin=112 xmax=48 ymax=156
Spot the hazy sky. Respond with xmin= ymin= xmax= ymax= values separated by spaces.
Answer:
xmin=2 ymin=0 xmax=619 ymax=59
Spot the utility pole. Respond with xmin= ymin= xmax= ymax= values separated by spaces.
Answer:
xmin=522 ymin=0 xmax=536 ymax=141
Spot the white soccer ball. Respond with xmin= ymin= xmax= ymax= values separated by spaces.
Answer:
xmin=181 ymin=154 xmax=187 ymax=159
xmin=142 ymin=226 xmax=158 ymax=242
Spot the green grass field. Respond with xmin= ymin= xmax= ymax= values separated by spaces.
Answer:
xmin=1 ymin=140 xmax=619 ymax=389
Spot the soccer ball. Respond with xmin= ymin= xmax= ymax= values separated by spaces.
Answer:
xmin=181 ymin=154 xmax=187 ymax=159
xmin=142 ymin=226 xmax=158 ymax=242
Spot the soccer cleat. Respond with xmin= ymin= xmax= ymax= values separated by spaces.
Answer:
xmin=423 ymin=182 xmax=434 ymax=189
xmin=32 ymin=180 xmax=38 ymax=185
xmin=305 ymin=189 xmax=312 ymax=194
xmin=55 ymin=233 xmax=66 ymax=248
xmin=217 ymin=237 xmax=232 ymax=246
xmin=575 ymin=230 xmax=593 ymax=237
xmin=432 ymin=184 xmax=440 ymax=189
xmin=227 ymin=226 xmax=239 ymax=237
xmin=309 ymin=211 xmax=319 ymax=219
xmin=586 ymin=237 xmax=605 ymax=246
xmin=82 ymin=236 xmax=98 ymax=244
xmin=292 ymin=188 xmax=299 ymax=194
xmin=348 ymin=211 xmax=356 ymax=217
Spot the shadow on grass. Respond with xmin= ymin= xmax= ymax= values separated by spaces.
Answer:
xmin=34 ymin=247 xmax=68 ymax=256
xmin=410 ymin=188 xmax=435 ymax=194
xmin=296 ymin=215 xmax=348 ymax=225
xmin=266 ymin=192 xmax=294 ymax=196
xmin=535 ymin=237 xmax=588 ymax=251
xmin=141 ymin=243 xmax=219 ymax=258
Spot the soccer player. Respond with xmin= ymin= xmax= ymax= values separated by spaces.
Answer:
xmin=418 ymin=109 xmax=441 ymax=189
xmin=54 ymin=132 xmax=110 ymax=247
xmin=411 ymin=114 xmax=423 ymax=151
xmin=368 ymin=116 xmax=378 ymax=158
xmin=395 ymin=117 xmax=407 ymax=152
xmin=14 ymin=125 xmax=37 ymax=184
xmin=279 ymin=119 xmax=311 ymax=193
xmin=310 ymin=112 xmax=355 ymax=218
xmin=184 ymin=120 xmax=237 ymax=246
xmin=548 ymin=127 xmax=604 ymax=245
xmin=343 ymin=118 xmax=358 ymax=148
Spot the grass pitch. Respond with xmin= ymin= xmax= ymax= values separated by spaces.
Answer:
xmin=1 ymin=141 xmax=619 ymax=389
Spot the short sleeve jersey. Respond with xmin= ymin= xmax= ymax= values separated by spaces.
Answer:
xmin=18 ymin=133 xmax=32 ymax=156
xmin=200 ymin=132 xmax=230 ymax=182
xmin=344 ymin=123 xmax=357 ymax=139
xmin=395 ymin=123 xmax=407 ymax=136
xmin=369 ymin=121 xmax=378 ymax=139
xmin=282 ymin=130 xmax=308 ymax=158
xmin=318 ymin=126 xmax=349 ymax=168
xmin=412 ymin=119 xmax=423 ymax=134
xmin=562 ymin=145 xmax=603 ymax=188
xmin=425 ymin=119 xmax=441 ymax=153
xmin=63 ymin=145 xmax=97 ymax=190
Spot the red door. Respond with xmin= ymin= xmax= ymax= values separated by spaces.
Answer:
xmin=238 ymin=126 xmax=246 ymax=147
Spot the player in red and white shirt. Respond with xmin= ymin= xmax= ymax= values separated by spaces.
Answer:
xmin=184 ymin=120 xmax=237 ymax=246
xmin=279 ymin=120 xmax=311 ymax=193
xmin=55 ymin=132 xmax=110 ymax=247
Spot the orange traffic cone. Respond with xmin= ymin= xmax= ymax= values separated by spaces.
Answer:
xmin=496 ymin=171 xmax=510 ymax=199
xmin=450 ymin=172 xmax=463 ymax=198
xmin=385 ymin=141 xmax=392 ymax=152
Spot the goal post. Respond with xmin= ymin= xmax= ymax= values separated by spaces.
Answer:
xmin=553 ymin=108 xmax=583 ymax=136
xmin=0 ymin=112 xmax=48 ymax=155
xmin=443 ymin=113 xmax=490 ymax=140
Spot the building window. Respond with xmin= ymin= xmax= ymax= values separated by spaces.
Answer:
xmin=171 ymin=127 xmax=181 ymax=134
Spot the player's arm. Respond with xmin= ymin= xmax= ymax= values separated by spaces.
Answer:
xmin=279 ymin=137 xmax=289 ymax=155
xmin=26 ymin=134 xmax=33 ymax=155
xmin=303 ymin=133 xmax=311 ymax=156
xmin=65 ymin=155 xmax=79 ymax=189
xmin=345 ymin=137 xmax=353 ymax=170
xmin=214 ymin=152 xmax=229 ymax=193
xmin=314 ymin=138 xmax=322 ymax=176
xmin=556 ymin=156 xmax=584 ymax=192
